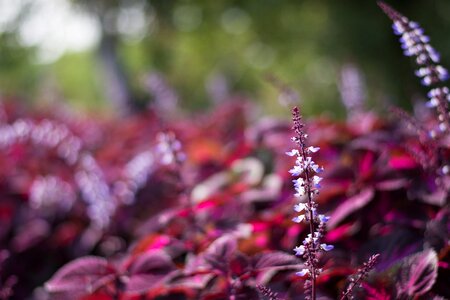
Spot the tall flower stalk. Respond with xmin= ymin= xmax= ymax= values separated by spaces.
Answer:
xmin=378 ymin=1 xmax=450 ymax=135
xmin=379 ymin=1 xmax=450 ymax=194
xmin=287 ymin=107 xmax=333 ymax=300
xmin=340 ymin=254 xmax=380 ymax=300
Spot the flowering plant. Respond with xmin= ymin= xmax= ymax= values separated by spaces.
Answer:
xmin=287 ymin=107 xmax=333 ymax=300
xmin=0 ymin=2 xmax=448 ymax=300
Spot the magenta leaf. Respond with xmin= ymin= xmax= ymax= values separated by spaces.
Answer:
xmin=375 ymin=178 xmax=408 ymax=191
xmin=229 ymin=253 xmax=250 ymax=277
xmin=396 ymin=249 xmax=438 ymax=297
xmin=388 ymin=155 xmax=417 ymax=170
xmin=328 ymin=188 xmax=374 ymax=228
xmin=124 ymin=250 xmax=176 ymax=294
xmin=363 ymin=282 xmax=392 ymax=300
xmin=45 ymin=256 xmax=115 ymax=294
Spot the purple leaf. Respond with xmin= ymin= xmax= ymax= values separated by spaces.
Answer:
xmin=135 ymin=208 xmax=181 ymax=235
xmin=45 ymin=256 xmax=115 ymax=294
xmin=169 ymin=270 xmax=214 ymax=289
xmin=424 ymin=208 xmax=449 ymax=251
xmin=253 ymin=252 xmax=302 ymax=284
xmin=124 ymin=250 xmax=176 ymax=293
xmin=328 ymin=188 xmax=374 ymax=228
xmin=396 ymin=249 xmax=438 ymax=297
xmin=11 ymin=219 xmax=50 ymax=252
xmin=253 ymin=252 xmax=300 ymax=270
xmin=202 ymin=235 xmax=237 ymax=273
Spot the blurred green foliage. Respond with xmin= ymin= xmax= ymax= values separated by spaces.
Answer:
xmin=1 ymin=0 xmax=450 ymax=117
xmin=51 ymin=51 xmax=104 ymax=111
xmin=0 ymin=32 xmax=37 ymax=97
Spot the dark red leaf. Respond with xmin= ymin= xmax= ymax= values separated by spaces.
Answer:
xmin=229 ymin=253 xmax=250 ymax=277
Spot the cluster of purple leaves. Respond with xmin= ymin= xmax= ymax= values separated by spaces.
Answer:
xmin=0 ymin=2 xmax=448 ymax=300
xmin=0 ymin=90 xmax=447 ymax=300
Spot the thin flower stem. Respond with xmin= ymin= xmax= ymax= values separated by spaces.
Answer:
xmin=340 ymin=254 xmax=380 ymax=300
xmin=339 ymin=277 xmax=362 ymax=300
xmin=300 ymin=142 xmax=317 ymax=300
xmin=292 ymin=107 xmax=317 ymax=300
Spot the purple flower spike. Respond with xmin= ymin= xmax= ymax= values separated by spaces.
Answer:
xmin=379 ymin=1 xmax=450 ymax=132
xmin=288 ymin=107 xmax=333 ymax=299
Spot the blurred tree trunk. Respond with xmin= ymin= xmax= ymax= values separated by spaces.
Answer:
xmin=97 ymin=26 xmax=133 ymax=116
xmin=73 ymin=0 xmax=133 ymax=116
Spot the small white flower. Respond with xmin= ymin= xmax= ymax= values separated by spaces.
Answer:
xmin=294 ymin=203 xmax=306 ymax=212
xmin=409 ymin=21 xmax=419 ymax=29
xmin=320 ymin=243 xmax=334 ymax=251
xmin=304 ymin=234 xmax=317 ymax=244
xmin=307 ymin=146 xmax=320 ymax=153
xmin=311 ymin=163 xmax=323 ymax=173
xmin=296 ymin=268 xmax=310 ymax=277
xmin=289 ymin=166 xmax=303 ymax=176
xmin=294 ymin=185 xmax=306 ymax=197
xmin=293 ymin=178 xmax=304 ymax=187
xmin=293 ymin=245 xmax=305 ymax=256
xmin=319 ymin=214 xmax=330 ymax=223
xmin=292 ymin=215 xmax=305 ymax=223
xmin=426 ymin=97 xmax=439 ymax=108
xmin=286 ymin=149 xmax=299 ymax=156
xmin=296 ymin=155 xmax=305 ymax=164
xmin=393 ymin=21 xmax=405 ymax=35
xmin=312 ymin=175 xmax=322 ymax=188
xmin=415 ymin=67 xmax=431 ymax=77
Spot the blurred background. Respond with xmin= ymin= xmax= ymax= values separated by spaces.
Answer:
xmin=1 ymin=0 xmax=450 ymax=117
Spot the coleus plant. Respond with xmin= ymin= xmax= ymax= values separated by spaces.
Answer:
xmin=45 ymin=250 xmax=177 ymax=299
xmin=45 ymin=234 xmax=302 ymax=300
xmin=0 ymin=2 xmax=448 ymax=300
